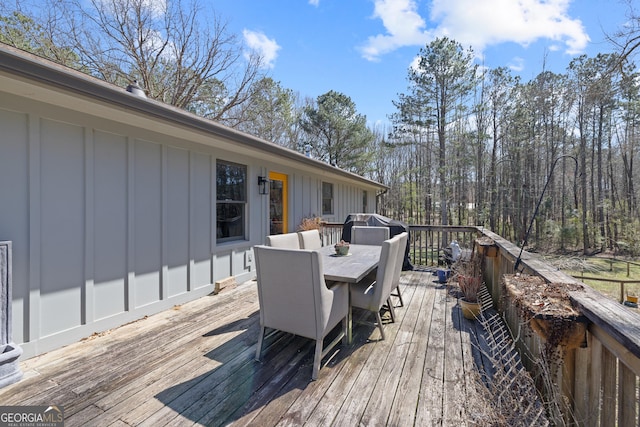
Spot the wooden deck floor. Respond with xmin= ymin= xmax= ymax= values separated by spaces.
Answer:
xmin=0 ymin=268 xmax=541 ymax=426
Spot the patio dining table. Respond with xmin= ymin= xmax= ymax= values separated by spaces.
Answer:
xmin=318 ymin=243 xmax=382 ymax=283
xmin=317 ymin=243 xmax=382 ymax=343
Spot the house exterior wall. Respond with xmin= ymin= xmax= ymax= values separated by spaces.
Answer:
xmin=0 ymin=61 xmax=384 ymax=358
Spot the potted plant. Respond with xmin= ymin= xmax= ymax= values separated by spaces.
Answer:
xmin=334 ymin=240 xmax=350 ymax=256
xmin=298 ymin=215 xmax=322 ymax=231
xmin=454 ymin=257 xmax=483 ymax=319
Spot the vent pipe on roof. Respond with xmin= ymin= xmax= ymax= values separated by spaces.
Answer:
xmin=126 ymin=80 xmax=146 ymax=98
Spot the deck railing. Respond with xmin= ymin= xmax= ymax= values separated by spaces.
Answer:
xmin=319 ymin=222 xmax=640 ymax=426
xmin=320 ymin=222 xmax=480 ymax=266
xmin=478 ymin=229 xmax=640 ymax=427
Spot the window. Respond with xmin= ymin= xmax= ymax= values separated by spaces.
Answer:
xmin=216 ymin=160 xmax=246 ymax=242
xmin=363 ymin=190 xmax=368 ymax=212
xmin=322 ymin=182 xmax=334 ymax=215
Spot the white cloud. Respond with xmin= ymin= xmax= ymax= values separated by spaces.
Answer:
xmin=430 ymin=0 xmax=589 ymax=54
xmin=309 ymin=0 xmax=320 ymax=6
xmin=359 ymin=0 xmax=432 ymax=61
xmin=243 ymin=29 xmax=281 ymax=69
xmin=408 ymin=54 xmax=422 ymax=73
xmin=142 ymin=0 xmax=167 ymax=18
xmin=361 ymin=0 xmax=590 ymax=61
xmin=508 ymin=57 xmax=525 ymax=72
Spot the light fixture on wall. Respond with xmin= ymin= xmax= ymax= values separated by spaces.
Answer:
xmin=258 ymin=176 xmax=270 ymax=195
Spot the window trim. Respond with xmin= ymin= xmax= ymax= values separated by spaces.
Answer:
xmin=216 ymin=159 xmax=247 ymax=243
xmin=363 ymin=190 xmax=368 ymax=212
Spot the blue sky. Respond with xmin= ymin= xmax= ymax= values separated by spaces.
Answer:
xmin=213 ymin=0 xmax=634 ymax=126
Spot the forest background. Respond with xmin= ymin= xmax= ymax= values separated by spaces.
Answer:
xmin=2 ymin=0 xmax=640 ymax=256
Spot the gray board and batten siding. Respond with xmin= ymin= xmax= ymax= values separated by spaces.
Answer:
xmin=0 ymin=44 xmax=386 ymax=359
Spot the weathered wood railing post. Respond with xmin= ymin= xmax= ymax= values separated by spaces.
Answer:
xmin=0 ymin=241 xmax=23 ymax=388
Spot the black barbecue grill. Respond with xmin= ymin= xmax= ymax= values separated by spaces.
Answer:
xmin=341 ymin=213 xmax=413 ymax=271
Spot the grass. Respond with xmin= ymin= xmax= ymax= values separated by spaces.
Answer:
xmin=409 ymin=247 xmax=442 ymax=266
xmin=550 ymin=256 xmax=640 ymax=301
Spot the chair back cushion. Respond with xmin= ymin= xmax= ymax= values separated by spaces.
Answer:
xmin=266 ymin=233 xmax=300 ymax=249
xmin=351 ymin=226 xmax=390 ymax=246
xmin=373 ymin=235 xmax=400 ymax=306
xmin=254 ymin=245 xmax=327 ymax=338
xmin=392 ymin=232 xmax=409 ymax=287
xmin=298 ymin=229 xmax=322 ymax=249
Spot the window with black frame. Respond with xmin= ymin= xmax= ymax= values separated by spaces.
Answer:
xmin=216 ymin=160 xmax=246 ymax=242
xmin=322 ymin=182 xmax=334 ymax=215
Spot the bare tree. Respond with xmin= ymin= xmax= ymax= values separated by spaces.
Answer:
xmin=10 ymin=0 xmax=264 ymax=124
xmin=611 ymin=1 xmax=640 ymax=66
xmin=0 ymin=2 xmax=79 ymax=66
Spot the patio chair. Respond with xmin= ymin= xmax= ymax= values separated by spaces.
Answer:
xmin=349 ymin=234 xmax=400 ymax=340
xmin=351 ymin=226 xmax=390 ymax=246
xmin=253 ymin=245 xmax=349 ymax=380
xmin=266 ymin=232 xmax=300 ymax=249
xmin=391 ymin=232 xmax=409 ymax=307
xmin=298 ymin=229 xmax=323 ymax=249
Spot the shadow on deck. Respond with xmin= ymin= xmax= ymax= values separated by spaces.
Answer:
xmin=0 ymin=268 xmax=546 ymax=426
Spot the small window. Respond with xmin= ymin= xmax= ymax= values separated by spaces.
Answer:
xmin=322 ymin=182 xmax=334 ymax=215
xmin=216 ymin=160 xmax=247 ymax=242
xmin=363 ymin=190 xmax=368 ymax=212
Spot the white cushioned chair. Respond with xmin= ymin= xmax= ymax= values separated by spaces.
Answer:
xmin=351 ymin=226 xmax=390 ymax=246
xmin=266 ymin=232 xmax=300 ymax=249
xmin=349 ymin=235 xmax=400 ymax=340
xmin=253 ymin=245 xmax=349 ymax=380
xmin=298 ymin=229 xmax=323 ymax=249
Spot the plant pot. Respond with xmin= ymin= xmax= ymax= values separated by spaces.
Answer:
xmin=334 ymin=245 xmax=349 ymax=256
xmin=436 ymin=269 xmax=450 ymax=283
xmin=459 ymin=298 xmax=482 ymax=320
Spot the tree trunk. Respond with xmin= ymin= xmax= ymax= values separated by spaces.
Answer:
xmin=597 ymin=105 xmax=605 ymax=250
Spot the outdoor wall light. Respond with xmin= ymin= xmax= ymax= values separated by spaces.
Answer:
xmin=258 ymin=176 xmax=270 ymax=195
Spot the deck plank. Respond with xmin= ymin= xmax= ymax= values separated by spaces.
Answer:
xmin=326 ymin=310 xmax=401 ymax=425
xmin=77 ymin=289 xmax=261 ymax=425
xmin=417 ymin=276 xmax=449 ymax=426
xmin=387 ymin=271 xmax=437 ymax=426
xmin=359 ymin=276 xmax=421 ymax=426
xmin=281 ymin=318 xmax=379 ymax=426
xmin=0 ymin=269 xmax=541 ymax=426
xmin=237 ymin=312 xmax=383 ymax=427
xmin=8 ymin=283 xmax=258 ymax=413
xmin=442 ymin=288 xmax=468 ymax=425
